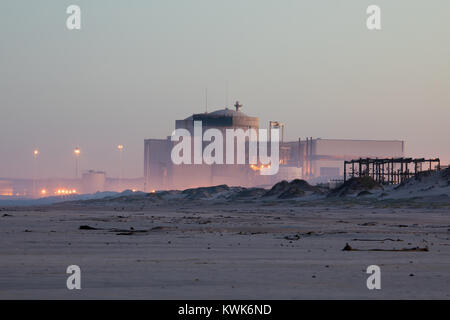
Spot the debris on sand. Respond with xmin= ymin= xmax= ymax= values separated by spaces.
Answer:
xmin=264 ymin=179 xmax=322 ymax=199
xmin=283 ymin=231 xmax=329 ymax=240
xmin=351 ymin=238 xmax=403 ymax=242
xmin=114 ymin=229 xmax=149 ymax=235
xmin=79 ymin=225 xmax=101 ymax=230
xmin=112 ymin=226 xmax=173 ymax=235
xmin=358 ymin=222 xmax=377 ymax=226
xmin=284 ymin=234 xmax=301 ymax=241
xmin=149 ymin=226 xmax=172 ymax=231
xmin=342 ymin=243 xmax=428 ymax=252
xmin=78 ymin=224 xmax=173 ymax=235
xmin=373 ymin=247 xmax=429 ymax=252
xmin=342 ymin=243 xmax=353 ymax=251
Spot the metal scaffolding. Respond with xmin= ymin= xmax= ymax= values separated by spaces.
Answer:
xmin=344 ymin=157 xmax=441 ymax=184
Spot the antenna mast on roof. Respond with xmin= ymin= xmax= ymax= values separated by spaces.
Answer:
xmin=205 ymin=88 xmax=208 ymax=113
xmin=225 ymin=81 xmax=228 ymax=107
xmin=234 ymin=101 xmax=242 ymax=112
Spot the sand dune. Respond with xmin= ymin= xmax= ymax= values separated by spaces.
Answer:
xmin=1 ymin=171 xmax=449 ymax=299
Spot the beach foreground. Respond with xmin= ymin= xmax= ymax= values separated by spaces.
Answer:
xmin=1 ymin=199 xmax=449 ymax=299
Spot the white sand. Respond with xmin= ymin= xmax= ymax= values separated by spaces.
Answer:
xmin=1 ymin=199 xmax=449 ymax=299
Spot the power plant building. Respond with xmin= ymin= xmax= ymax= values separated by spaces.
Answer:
xmin=81 ymin=170 xmax=106 ymax=194
xmin=144 ymin=102 xmax=404 ymax=190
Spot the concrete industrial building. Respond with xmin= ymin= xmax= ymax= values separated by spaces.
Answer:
xmin=144 ymin=102 xmax=404 ymax=190
xmin=81 ymin=170 xmax=106 ymax=194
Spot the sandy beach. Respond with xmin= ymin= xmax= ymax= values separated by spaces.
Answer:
xmin=1 ymin=197 xmax=449 ymax=299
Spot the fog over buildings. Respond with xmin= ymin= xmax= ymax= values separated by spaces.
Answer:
xmin=144 ymin=102 xmax=405 ymax=191
xmin=1 ymin=1 xmax=449 ymax=188
xmin=1 ymin=100 xmax=410 ymax=197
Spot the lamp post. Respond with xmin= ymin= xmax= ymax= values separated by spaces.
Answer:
xmin=117 ymin=144 xmax=124 ymax=191
xmin=33 ymin=149 xmax=39 ymax=197
xmin=74 ymin=147 xmax=80 ymax=178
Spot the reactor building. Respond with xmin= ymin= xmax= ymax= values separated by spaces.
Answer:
xmin=144 ymin=102 xmax=404 ymax=191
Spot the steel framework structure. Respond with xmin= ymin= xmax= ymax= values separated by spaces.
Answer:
xmin=343 ymin=157 xmax=441 ymax=184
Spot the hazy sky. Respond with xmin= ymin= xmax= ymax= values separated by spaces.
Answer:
xmin=1 ymin=0 xmax=449 ymax=179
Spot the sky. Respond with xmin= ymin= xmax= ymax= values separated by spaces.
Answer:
xmin=0 ymin=0 xmax=449 ymax=179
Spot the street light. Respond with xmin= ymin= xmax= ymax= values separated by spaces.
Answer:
xmin=74 ymin=147 xmax=81 ymax=178
xmin=33 ymin=149 xmax=39 ymax=196
xmin=117 ymin=144 xmax=124 ymax=191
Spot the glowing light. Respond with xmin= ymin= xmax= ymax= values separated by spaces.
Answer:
xmin=33 ymin=149 xmax=39 ymax=156
xmin=74 ymin=147 xmax=80 ymax=155
xmin=250 ymin=164 xmax=271 ymax=171
xmin=55 ymin=188 xmax=78 ymax=195
xmin=40 ymin=189 xmax=47 ymax=195
xmin=117 ymin=144 xmax=124 ymax=150
xmin=151 ymin=189 xmax=156 ymax=193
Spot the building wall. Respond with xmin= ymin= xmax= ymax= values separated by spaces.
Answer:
xmin=0 ymin=180 xmax=13 ymax=196
xmin=81 ymin=171 xmax=106 ymax=194
xmin=146 ymin=110 xmax=406 ymax=188
xmin=312 ymin=139 xmax=404 ymax=180
xmin=144 ymin=138 xmax=174 ymax=191
xmin=144 ymin=111 xmax=262 ymax=190
xmin=314 ymin=139 xmax=404 ymax=159
xmin=278 ymin=139 xmax=405 ymax=182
